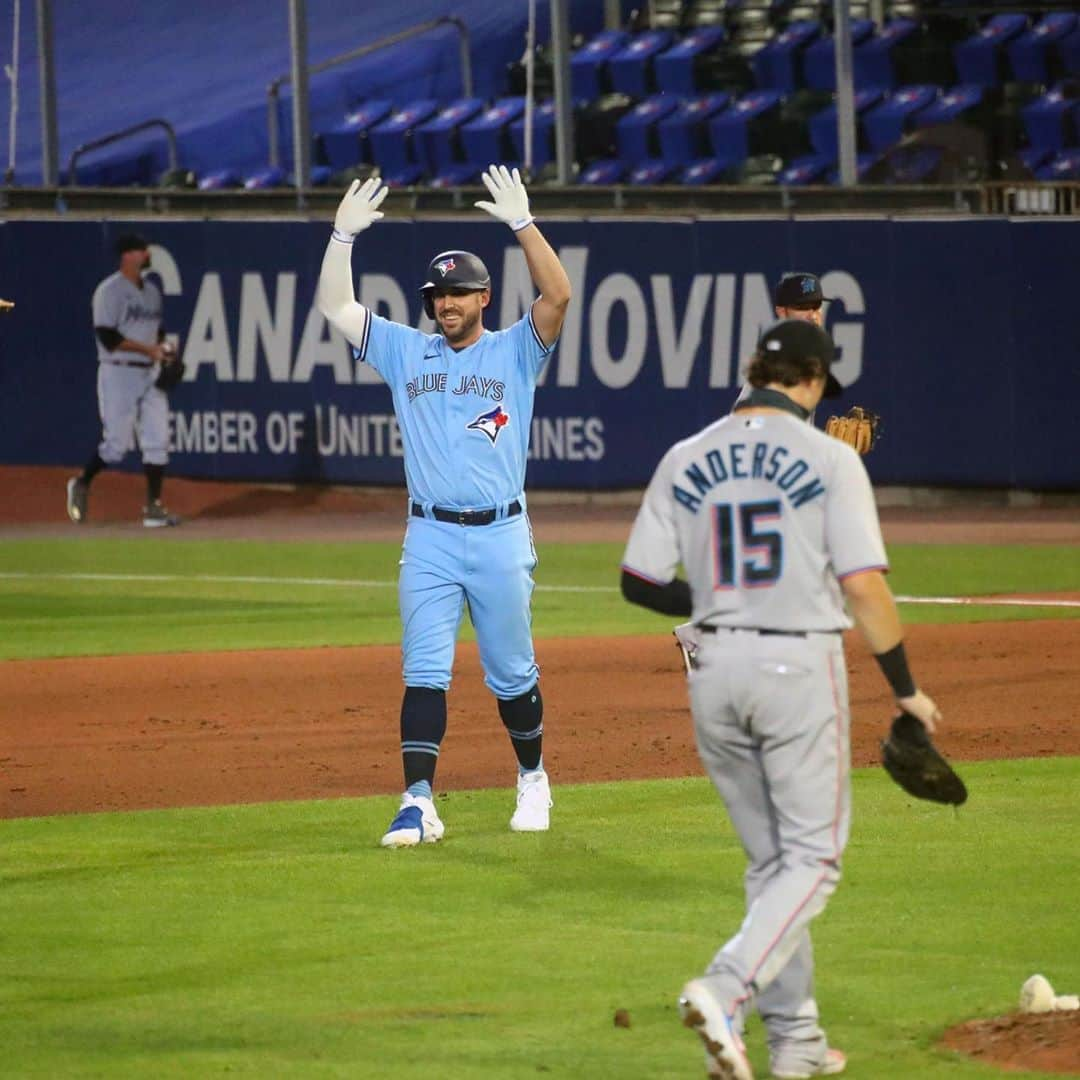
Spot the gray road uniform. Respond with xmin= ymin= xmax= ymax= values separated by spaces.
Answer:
xmin=622 ymin=409 xmax=886 ymax=1073
xmin=92 ymin=271 xmax=168 ymax=466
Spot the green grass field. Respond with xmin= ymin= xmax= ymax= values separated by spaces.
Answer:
xmin=2 ymin=536 xmax=1077 ymax=1077
xmin=0 ymin=539 xmax=1076 ymax=660
xmin=3 ymin=762 xmax=1078 ymax=1078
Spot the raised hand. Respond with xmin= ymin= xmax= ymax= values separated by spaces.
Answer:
xmin=474 ymin=164 xmax=534 ymax=232
xmin=333 ymin=177 xmax=388 ymax=239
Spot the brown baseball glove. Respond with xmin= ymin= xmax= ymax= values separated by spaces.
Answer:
xmin=824 ymin=406 xmax=881 ymax=455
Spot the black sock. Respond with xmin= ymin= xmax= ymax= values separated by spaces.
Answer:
xmin=81 ymin=453 xmax=106 ymax=486
xmin=144 ymin=464 xmax=164 ymax=503
xmin=400 ymin=686 xmax=447 ymax=789
xmin=499 ymin=682 xmax=543 ymax=772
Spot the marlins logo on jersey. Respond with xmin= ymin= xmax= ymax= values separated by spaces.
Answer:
xmin=468 ymin=405 xmax=510 ymax=444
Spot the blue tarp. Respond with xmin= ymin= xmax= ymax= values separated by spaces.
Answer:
xmin=1 ymin=1 xmax=609 ymax=186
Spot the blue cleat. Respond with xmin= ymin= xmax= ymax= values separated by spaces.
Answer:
xmin=380 ymin=793 xmax=445 ymax=848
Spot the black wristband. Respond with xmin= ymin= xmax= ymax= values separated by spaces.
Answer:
xmin=874 ymin=642 xmax=916 ymax=699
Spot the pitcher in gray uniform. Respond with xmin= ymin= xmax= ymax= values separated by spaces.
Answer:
xmin=621 ymin=319 xmax=943 ymax=1080
xmin=66 ymin=233 xmax=179 ymax=528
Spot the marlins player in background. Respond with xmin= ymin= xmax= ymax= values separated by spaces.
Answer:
xmin=621 ymin=319 xmax=943 ymax=1079
xmin=732 ymin=271 xmax=832 ymax=412
xmin=66 ymin=233 xmax=179 ymax=527
xmin=317 ymin=166 xmax=571 ymax=847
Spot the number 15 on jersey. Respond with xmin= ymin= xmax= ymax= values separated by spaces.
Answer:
xmin=713 ymin=500 xmax=783 ymax=589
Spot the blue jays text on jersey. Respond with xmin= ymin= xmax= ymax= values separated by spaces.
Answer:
xmin=672 ymin=439 xmax=826 ymax=514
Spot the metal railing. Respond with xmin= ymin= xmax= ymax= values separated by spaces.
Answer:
xmin=66 ymin=118 xmax=177 ymax=187
xmin=266 ymin=15 xmax=472 ymax=170
xmin=982 ymin=182 xmax=1080 ymax=216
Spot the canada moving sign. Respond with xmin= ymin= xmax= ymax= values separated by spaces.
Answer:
xmin=4 ymin=216 xmax=1077 ymax=489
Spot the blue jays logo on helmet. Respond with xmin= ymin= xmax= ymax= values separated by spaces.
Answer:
xmin=435 ymin=257 xmax=456 ymax=277
xmin=467 ymin=405 xmax=510 ymax=445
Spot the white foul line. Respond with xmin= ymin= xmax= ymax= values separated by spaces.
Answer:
xmin=0 ymin=572 xmax=1077 ymax=606
xmin=893 ymin=594 xmax=1080 ymax=609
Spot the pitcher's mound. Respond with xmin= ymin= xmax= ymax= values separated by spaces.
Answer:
xmin=941 ymin=1011 xmax=1080 ymax=1074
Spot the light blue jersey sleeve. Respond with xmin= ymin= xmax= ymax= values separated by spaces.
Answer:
xmin=504 ymin=303 xmax=558 ymax=382
xmin=352 ymin=311 xmax=427 ymax=379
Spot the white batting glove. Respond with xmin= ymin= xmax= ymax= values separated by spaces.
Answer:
xmin=474 ymin=164 xmax=534 ymax=232
xmin=332 ymin=177 xmax=388 ymax=242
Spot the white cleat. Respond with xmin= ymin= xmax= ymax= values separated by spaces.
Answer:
xmin=379 ymin=793 xmax=445 ymax=848
xmin=679 ymin=979 xmax=754 ymax=1080
xmin=66 ymin=476 xmax=88 ymax=523
xmin=509 ymin=768 xmax=552 ymax=832
xmin=772 ymin=1048 xmax=847 ymax=1078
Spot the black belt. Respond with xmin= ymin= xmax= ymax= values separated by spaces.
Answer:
xmin=699 ymin=625 xmax=808 ymax=638
xmin=410 ymin=499 xmax=522 ymax=526
xmin=106 ymin=359 xmax=153 ymax=368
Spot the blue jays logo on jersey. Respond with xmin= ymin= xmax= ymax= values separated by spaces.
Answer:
xmin=467 ymin=405 xmax=510 ymax=444
xmin=435 ymin=257 xmax=456 ymax=277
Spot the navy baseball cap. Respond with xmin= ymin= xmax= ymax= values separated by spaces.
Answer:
xmin=774 ymin=272 xmax=831 ymax=308
xmin=115 ymin=232 xmax=149 ymax=256
xmin=758 ymin=318 xmax=843 ymax=397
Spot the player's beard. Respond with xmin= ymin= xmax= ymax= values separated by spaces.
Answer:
xmin=438 ymin=307 xmax=480 ymax=344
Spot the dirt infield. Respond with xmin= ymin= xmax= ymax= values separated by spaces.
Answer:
xmin=3 ymin=465 xmax=1079 ymax=1072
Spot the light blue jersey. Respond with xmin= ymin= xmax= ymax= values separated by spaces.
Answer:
xmin=354 ymin=308 xmax=554 ymax=509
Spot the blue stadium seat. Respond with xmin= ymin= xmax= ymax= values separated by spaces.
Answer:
xmin=1034 ymin=147 xmax=1080 ymax=179
xmin=883 ymin=144 xmax=944 ymax=182
xmin=826 ymin=152 xmax=880 ymax=183
xmin=654 ymin=26 xmax=726 ymax=94
xmin=679 ymin=155 xmax=740 ymax=183
xmin=1059 ymin=24 xmax=1080 ymax=75
xmin=1007 ymin=13 xmax=1079 ymax=84
xmin=461 ymin=98 xmax=526 ymax=164
xmin=1021 ymin=86 xmax=1080 ymax=153
xmin=430 ymin=163 xmax=485 ymax=187
xmin=953 ymin=14 xmax=1028 ymax=87
xmin=608 ymin=30 xmax=676 ymax=97
xmin=863 ymin=84 xmax=938 ymax=151
xmin=809 ymin=89 xmax=883 ymax=158
xmin=509 ymin=101 xmax=556 ymax=172
xmin=615 ymin=94 xmax=681 ymax=164
xmin=658 ymin=93 xmax=731 ymax=165
xmin=778 ymin=153 xmax=832 ymax=184
xmin=853 ymin=18 xmax=919 ymax=92
xmin=319 ymin=100 xmax=394 ymax=171
xmin=912 ymin=84 xmax=985 ymax=130
xmin=380 ymin=164 xmax=425 ymax=187
xmin=414 ymin=98 xmax=486 ymax=175
xmin=803 ymin=20 xmax=875 ymax=91
xmin=708 ymin=90 xmax=784 ymax=163
xmin=197 ymin=168 xmax=242 ymax=190
xmin=628 ymin=159 xmax=679 ymax=184
xmin=579 ymin=159 xmax=628 ymax=184
xmin=244 ymin=166 xmax=287 ymax=189
xmin=310 ymin=165 xmax=332 ymax=186
xmin=1017 ymin=146 xmax=1052 ymax=174
xmin=369 ymin=99 xmax=440 ymax=176
xmin=752 ymin=21 xmax=822 ymax=93
xmin=571 ymin=30 xmax=630 ymax=101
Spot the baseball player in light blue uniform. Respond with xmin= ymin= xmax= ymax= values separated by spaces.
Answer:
xmin=66 ymin=232 xmax=179 ymax=528
xmin=621 ymin=320 xmax=943 ymax=1080
xmin=317 ymin=167 xmax=571 ymax=847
